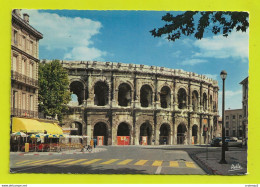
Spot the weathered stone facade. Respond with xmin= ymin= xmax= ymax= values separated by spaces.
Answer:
xmin=11 ymin=10 xmax=43 ymax=118
xmin=51 ymin=60 xmax=219 ymax=145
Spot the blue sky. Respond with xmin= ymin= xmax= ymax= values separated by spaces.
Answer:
xmin=22 ymin=10 xmax=249 ymax=111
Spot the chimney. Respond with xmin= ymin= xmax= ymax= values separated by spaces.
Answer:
xmin=13 ymin=9 xmax=21 ymax=17
xmin=23 ymin=13 xmax=29 ymax=23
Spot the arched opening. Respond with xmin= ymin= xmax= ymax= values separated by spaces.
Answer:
xmin=178 ymin=88 xmax=187 ymax=109
xmin=140 ymin=85 xmax=153 ymax=107
xmin=177 ymin=124 xmax=187 ymax=144
xmin=160 ymin=86 xmax=171 ymax=108
xmin=209 ymin=95 xmax=213 ymax=112
xmin=70 ymin=121 xmax=83 ymax=135
xmin=192 ymin=125 xmax=198 ymax=144
xmin=203 ymin=93 xmax=207 ymax=111
xmin=159 ymin=123 xmax=170 ymax=145
xmin=192 ymin=91 xmax=199 ymax=112
xmin=117 ymin=122 xmax=131 ymax=145
xmin=140 ymin=122 xmax=152 ymax=145
xmin=93 ymin=122 xmax=108 ymax=145
xmin=118 ymin=83 xmax=132 ymax=107
xmin=94 ymin=81 xmax=109 ymax=106
xmin=70 ymin=81 xmax=84 ymax=105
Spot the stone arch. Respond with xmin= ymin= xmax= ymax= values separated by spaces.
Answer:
xmin=177 ymin=123 xmax=187 ymax=144
xmin=192 ymin=90 xmax=199 ymax=112
xmin=93 ymin=121 xmax=109 ymax=145
xmin=192 ymin=124 xmax=199 ymax=144
xmin=160 ymin=86 xmax=171 ymax=108
xmin=140 ymin=84 xmax=153 ymax=107
xmin=94 ymin=81 xmax=109 ymax=106
xmin=202 ymin=92 xmax=207 ymax=111
xmin=159 ymin=123 xmax=171 ymax=145
xmin=70 ymin=81 xmax=85 ymax=105
xmin=70 ymin=121 xmax=83 ymax=135
xmin=139 ymin=121 xmax=153 ymax=145
xmin=118 ymin=83 xmax=132 ymax=107
xmin=177 ymin=88 xmax=187 ymax=109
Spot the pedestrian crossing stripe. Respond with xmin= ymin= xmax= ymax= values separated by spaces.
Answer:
xmin=14 ymin=159 xmax=197 ymax=168
xmin=81 ymin=159 xmax=102 ymax=165
xmin=117 ymin=159 xmax=133 ymax=165
xmin=65 ymin=159 xmax=88 ymax=165
xmin=49 ymin=159 xmax=74 ymax=165
xmin=152 ymin=160 xmax=163 ymax=166
xmin=185 ymin=162 xmax=196 ymax=168
xmin=100 ymin=159 xmax=119 ymax=165
xmin=32 ymin=159 xmax=60 ymax=166
xmin=169 ymin=161 xmax=179 ymax=167
xmin=16 ymin=160 xmax=45 ymax=166
xmin=15 ymin=160 xmax=30 ymax=165
xmin=134 ymin=160 xmax=148 ymax=166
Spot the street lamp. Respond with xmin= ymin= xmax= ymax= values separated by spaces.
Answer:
xmin=219 ymin=70 xmax=227 ymax=164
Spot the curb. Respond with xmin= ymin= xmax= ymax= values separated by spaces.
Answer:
xmin=11 ymin=148 xmax=107 ymax=156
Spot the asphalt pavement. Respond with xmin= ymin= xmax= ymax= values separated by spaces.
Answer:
xmin=9 ymin=145 xmax=247 ymax=175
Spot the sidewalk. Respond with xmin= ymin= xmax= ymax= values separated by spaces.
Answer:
xmin=193 ymin=147 xmax=247 ymax=175
xmin=10 ymin=147 xmax=107 ymax=156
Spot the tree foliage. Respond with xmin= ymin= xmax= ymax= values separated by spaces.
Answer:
xmin=150 ymin=11 xmax=249 ymax=42
xmin=38 ymin=60 xmax=71 ymax=121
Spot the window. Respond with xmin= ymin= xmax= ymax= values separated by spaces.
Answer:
xmin=226 ymin=116 xmax=229 ymax=120
xmin=225 ymin=122 xmax=229 ymax=128
xmin=21 ymin=59 xmax=26 ymax=75
xmin=22 ymin=36 xmax=26 ymax=49
xmin=13 ymin=30 xmax=18 ymax=44
xmin=13 ymin=56 xmax=17 ymax=72
xmin=239 ymin=115 xmax=242 ymax=119
xmin=30 ymin=95 xmax=34 ymax=111
xmin=233 ymin=130 xmax=236 ymax=136
xmin=12 ymin=91 xmax=18 ymax=109
xmin=29 ymin=41 xmax=33 ymax=54
xmin=22 ymin=93 xmax=26 ymax=110
xmin=233 ymin=115 xmax=236 ymax=119
xmin=29 ymin=63 xmax=33 ymax=78
xmin=226 ymin=130 xmax=229 ymax=136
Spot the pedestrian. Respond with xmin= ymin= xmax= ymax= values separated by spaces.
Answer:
xmin=90 ymin=138 xmax=94 ymax=148
xmin=94 ymin=138 xmax=97 ymax=148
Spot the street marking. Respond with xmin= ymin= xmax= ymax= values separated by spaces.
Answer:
xmin=32 ymin=159 xmax=60 ymax=166
xmin=81 ymin=159 xmax=102 ymax=165
xmin=117 ymin=159 xmax=133 ymax=165
xmin=15 ymin=160 xmax=30 ymax=165
xmin=16 ymin=160 xmax=45 ymax=166
xmin=48 ymin=159 xmax=74 ymax=165
xmin=152 ymin=160 xmax=163 ymax=166
xmin=134 ymin=160 xmax=148 ymax=166
xmin=169 ymin=161 xmax=179 ymax=167
xmin=65 ymin=159 xmax=88 ymax=165
xmin=185 ymin=162 xmax=196 ymax=168
xmin=100 ymin=159 xmax=119 ymax=165
xmin=155 ymin=166 xmax=162 ymax=174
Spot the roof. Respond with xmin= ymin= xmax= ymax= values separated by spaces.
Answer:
xmin=240 ymin=77 xmax=248 ymax=85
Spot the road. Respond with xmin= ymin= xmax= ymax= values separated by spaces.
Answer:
xmin=10 ymin=145 xmax=221 ymax=174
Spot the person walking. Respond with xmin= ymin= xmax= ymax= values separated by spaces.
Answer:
xmin=94 ymin=138 xmax=97 ymax=148
xmin=90 ymin=138 xmax=94 ymax=148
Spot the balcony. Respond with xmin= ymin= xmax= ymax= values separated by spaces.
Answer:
xmin=11 ymin=108 xmax=38 ymax=118
xmin=11 ymin=70 xmax=38 ymax=88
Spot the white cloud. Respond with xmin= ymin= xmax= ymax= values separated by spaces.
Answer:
xmin=181 ymin=59 xmax=208 ymax=66
xmin=203 ymin=74 xmax=218 ymax=80
xmin=218 ymin=89 xmax=243 ymax=111
xmin=219 ymin=90 xmax=242 ymax=97
xmin=193 ymin=32 xmax=249 ymax=61
xmin=171 ymin=50 xmax=181 ymax=58
xmin=21 ymin=10 xmax=107 ymax=61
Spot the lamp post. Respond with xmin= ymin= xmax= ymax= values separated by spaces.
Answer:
xmin=219 ymin=70 xmax=227 ymax=164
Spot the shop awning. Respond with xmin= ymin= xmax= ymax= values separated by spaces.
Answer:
xmin=12 ymin=117 xmax=44 ymax=133
xmin=40 ymin=122 xmax=63 ymax=135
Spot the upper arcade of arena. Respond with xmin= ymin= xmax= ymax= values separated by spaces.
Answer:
xmin=41 ymin=60 xmax=218 ymax=87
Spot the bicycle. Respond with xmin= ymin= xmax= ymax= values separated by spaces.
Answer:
xmin=81 ymin=145 xmax=92 ymax=152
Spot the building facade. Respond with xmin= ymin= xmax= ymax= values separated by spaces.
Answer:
xmin=48 ymin=60 xmax=219 ymax=145
xmin=240 ymin=77 xmax=248 ymax=144
xmin=11 ymin=9 xmax=43 ymax=118
xmin=224 ymin=109 xmax=243 ymax=138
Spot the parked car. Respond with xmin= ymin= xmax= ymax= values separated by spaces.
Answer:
xmin=211 ymin=137 xmax=242 ymax=147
